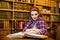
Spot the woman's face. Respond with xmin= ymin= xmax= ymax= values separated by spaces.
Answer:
xmin=31 ymin=11 xmax=39 ymax=20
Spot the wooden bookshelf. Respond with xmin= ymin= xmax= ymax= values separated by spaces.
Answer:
xmin=0 ymin=0 xmax=60 ymax=38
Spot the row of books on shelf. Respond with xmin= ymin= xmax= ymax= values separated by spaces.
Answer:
xmin=43 ymin=15 xmax=59 ymax=21
xmin=41 ymin=7 xmax=60 ymax=14
xmin=0 ymin=1 xmax=33 ymax=10
xmin=41 ymin=9 xmax=51 ymax=13
xmin=17 ymin=0 xmax=34 ymax=3
xmin=5 ymin=0 xmax=34 ymax=3
xmin=0 ymin=11 xmax=12 ymax=19
xmin=0 ymin=11 xmax=59 ymax=21
xmin=36 ymin=0 xmax=50 ymax=6
xmin=36 ymin=0 xmax=57 ymax=7
xmin=0 ymin=11 xmax=30 ymax=19
xmin=0 ymin=1 xmax=12 ymax=9
xmin=14 ymin=12 xmax=30 ymax=20
xmin=3 ymin=0 xmax=57 ymax=7
xmin=3 ymin=20 xmax=27 ymax=33
xmin=51 ymin=7 xmax=59 ymax=13
xmin=14 ymin=3 xmax=33 ymax=10
xmin=0 ymin=2 xmax=33 ymax=10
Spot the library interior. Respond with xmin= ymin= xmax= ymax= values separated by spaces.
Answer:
xmin=0 ymin=0 xmax=60 ymax=40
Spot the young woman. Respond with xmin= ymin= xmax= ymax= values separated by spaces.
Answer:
xmin=23 ymin=7 xmax=48 ymax=36
xmin=7 ymin=7 xmax=48 ymax=38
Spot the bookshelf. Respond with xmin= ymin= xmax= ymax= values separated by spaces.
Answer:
xmin=0 ymin=0 xmax=60 ymax=36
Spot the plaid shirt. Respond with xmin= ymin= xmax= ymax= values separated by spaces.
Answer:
xmin=23 ymin=17 xmax=48 ymax=36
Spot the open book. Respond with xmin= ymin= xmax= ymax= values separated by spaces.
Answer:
xmin=7 ymin=32 xmax=48 ymax=39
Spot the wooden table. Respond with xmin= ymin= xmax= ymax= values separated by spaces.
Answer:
xmin=4 ymin=35 xmax=48 ymax=40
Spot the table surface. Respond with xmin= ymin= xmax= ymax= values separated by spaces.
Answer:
xmin=4 ymin=35 xmax=48 ymax=40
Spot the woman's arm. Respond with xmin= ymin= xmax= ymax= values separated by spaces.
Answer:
xmin=23 ymin=24 xmax=29 ymax=32
xmin=39 ymin=17 xmax=48 ymax=36
xmin=23 ymin=20 xmax=32 ymax=32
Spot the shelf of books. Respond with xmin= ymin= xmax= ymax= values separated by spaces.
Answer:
xmin=0 ymin=0 xmax=60 ymax=37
